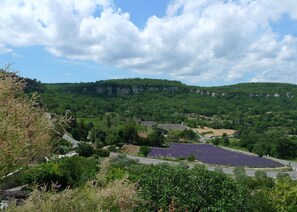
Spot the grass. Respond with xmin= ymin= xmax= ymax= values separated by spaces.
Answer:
xmin=221 ymin=144 xmax=250 ymax=152
xmin=221 ymin=138 xmax=251 ymax=152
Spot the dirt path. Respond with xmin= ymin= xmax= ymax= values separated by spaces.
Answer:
xmin=110 ymin=153 xmax=297 ymax=179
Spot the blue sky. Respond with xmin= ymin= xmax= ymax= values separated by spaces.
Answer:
xmin=1 ymin=0 xmax=297 ymax=86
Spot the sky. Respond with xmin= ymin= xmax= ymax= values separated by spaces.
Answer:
xmin=0 ymin=0 xmax=297 ymax=86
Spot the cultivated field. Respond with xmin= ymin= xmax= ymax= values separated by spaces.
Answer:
xmin=194 ymin=127 xmax=235 ymax=137
xmin=121 ymin=145 xmax=140 ymax=156
xmin=158 ymin=124 xmax=189 ymax=130
xmin=148 ymin=143 xmax=283 ymax=168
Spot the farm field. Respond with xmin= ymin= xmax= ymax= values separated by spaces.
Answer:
xmin=121 ymin=145 xmax=140 ymax=156
xmin=148 ymin=143 xmax=284 ymax=168
xmin=194 ymin=127 xmax=235 ymax=137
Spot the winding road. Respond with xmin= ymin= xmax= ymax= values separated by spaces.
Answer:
xmin=110 ymin=153 xmax=297 ymax=179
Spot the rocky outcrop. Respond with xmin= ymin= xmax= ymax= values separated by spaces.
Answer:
xmin=80 ymin=85 xmax=295 ymax=99
xmin=83 ymin=85 xmax=182 ymax=96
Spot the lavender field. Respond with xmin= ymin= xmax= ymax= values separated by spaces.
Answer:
xmin=148 ymin=143 xmax=284 ymax=168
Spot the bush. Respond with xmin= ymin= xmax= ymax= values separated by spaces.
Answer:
xmin=95 ymin=149 xmax=110 ymax=157
xmin=135 ymin=164 xmax=243 ymax=211
xmin=76 ymin=143 xmax=95 ymax=157
xmin=8 ymin=177 xmax=139 ymax=212
xmin=233 ymin=166 xmax=247 ymax=181
xmin=20 ymin=156 xmax=99 ymax=188
xmin=0 ymin=71 xmax=52 ymax=178
xmin=109 ymin=155 xmax=138 ymax=168
xmin=187 ymin=154 xmax=195 ymax=162
xmin=139 ymin=146 xmax=151 ymax=157
xmin=276 ymin=172 xmax=290 ymax=179
xmin=107 ymin=145 xmax=117 ymax=152
xmin=211 ymin=138 xmax=221 ymax=146
xmin=50 ymin=139 xmax=72 ymax=154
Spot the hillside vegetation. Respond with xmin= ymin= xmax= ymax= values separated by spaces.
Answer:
xmin=26 ymin=78 xmax=297 ymax=160
xmin=2 ymin=73 xmax=297 ymax=211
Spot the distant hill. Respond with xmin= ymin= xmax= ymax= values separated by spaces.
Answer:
xmin=35 ymin=78 xmax=297 ymax=125
xmin=43 ymin=78 xmax=297 ymax=99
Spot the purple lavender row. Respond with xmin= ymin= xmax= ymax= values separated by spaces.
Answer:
xmin=148 ymin=143 xmax=283 ymax=168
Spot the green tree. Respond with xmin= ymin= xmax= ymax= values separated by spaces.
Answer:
xmin=76 ymin=143 xmax=95 ymax=157
xmin=148 ymin=128 xmax=165 ymax=147
xmin=20 ymin=156 xmax=99 ymax=188
xmin=275 ymin=137 xmax=297 ymax=159
xmin=139 ymin=146 xmax=151 ymax=157
xmin=187 ymin=154 xmax=195 ymax=162
xmin=211 ymin=138 xmax=221 ymax=146
xmin=234 ymin=166 xmax=247 ymax=181
xmin=106 ymin=115 xmax=111 ymax=128
xmin=272 ymin=178 xmax=297 ymax=212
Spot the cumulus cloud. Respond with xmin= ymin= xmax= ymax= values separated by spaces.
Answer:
xmin=0 ymin=0 xmax=297 ymax=84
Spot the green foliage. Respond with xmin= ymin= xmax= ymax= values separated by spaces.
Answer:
xmin=211 ymin=138 xmax=221 ymax=146
xmin=275 ymin=137 xmax=297 ymax=159
xmin=13 ymin=154 xmax=297 ymax=212
xmin=147 ymin=127 xmax=165 ymax=146
xmin=233 ymin=166 xmax=247 ymax=181
xmin=272 ymin=177 xmax=297 ymax=212
xmin=106 ymin=115 xmax=111 ymax=128
xmin=255 ymin=170 xmax=267 ymax=179
xmin=119 ymin=122 xmax=138 ymax=144
xmin=106 ymin=145 xmax=118 ymax=152
xmin=181 ymin=129 xmax=197 ymax=140
xmin=187 ymin=154 xmax=195 ymax=162
xmin=214 ymin=167 xmax=224 ymax=174
xmin=108 ymin=155 xmax=138 ymax=169
xmin=276 ymin=172 xmax=290 ymax=179
xmin=134 ymin=164 xmax=243 ymax=211
xmin=20 ymin=156 xmax=99 ymax=188
xmin=50 ymin=138 xmax=72 ymax=155
xmin=222 ymin=133 xmax=230 ymax=146
xmin=37 ymin=78 xmax=297 ymax=160
xmin=71 ymin=120 xmax=92 ymax=141
xmin=94 ymin=148 xmax=110 ymax=157
xmin=8 ymin=160 xmax=139 ymax=212
xmin=89 ymin=128 xmax=106 ymax=144
xmin=40 ymin=79 xmax=297 ymax=123
xmin=76 ymin=142 xmax=95 ymax=157
xmin=139 ymin=146 xmax=151 ymax=157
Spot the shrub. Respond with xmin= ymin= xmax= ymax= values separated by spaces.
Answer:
xmin=0 ymin=71 xmax=52 ymax=178
xmin=187 ymin=154 xmax=195 ymax=162
xmin=95 ymin=149 xmax=110 ymax=157
xmin=139 ymin=146 xmax=151 ymax=157
xmin=109 ymin=155 xmax=138 ymax=169
xmin=8 ymin=177 xmax=139 ymax=212
xmin=233 ymin=166 xmax=247 ymax=181
xmin=276 ymin=172 xmax=290 ymax=179
xmin=135 ymin=164 xmax=242 ymax=211
xmin=107 ymin=145 xmax=117 ymax=152
xmin=211 ymin=138 xmax=221 ymax=146
xmin=76 ymin=143 xmax=95 ymax=157
xmin=20 ymin=156 xmax=99 ymax=188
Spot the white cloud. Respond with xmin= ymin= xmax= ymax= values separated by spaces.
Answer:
xmin=0 ymin=44 xmax=13 ymax=54
xmin=0 ymin=0 xmax=297 ymax=84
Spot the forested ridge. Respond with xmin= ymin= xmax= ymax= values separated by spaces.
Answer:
xmin=26 ymin=78 xmax=297 ymax=160
xmin=41 ymin=78 xmax=297 ymax=97
xmin=33 ymin=78 xmax=297 ymax=120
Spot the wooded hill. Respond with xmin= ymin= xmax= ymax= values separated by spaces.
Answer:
xmin=31 ymin=78 xmax=297 ymax=121
xmin=42 ymin=78 xmax=297 ymax=98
